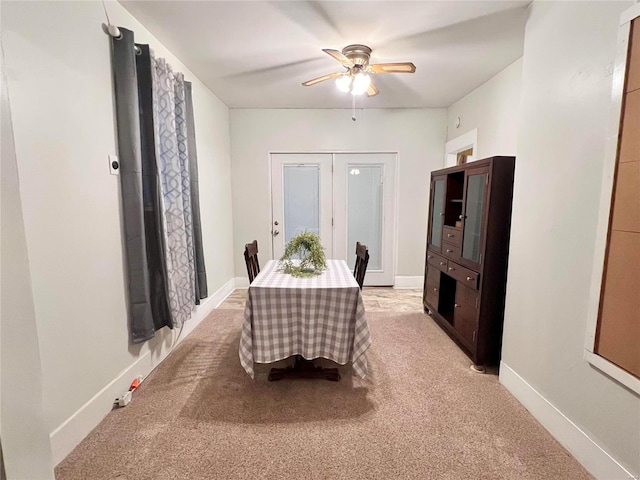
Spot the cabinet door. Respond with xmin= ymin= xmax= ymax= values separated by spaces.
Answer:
xmin=454 ymin=282 xmax=479 ymax=346
xmin=424 ymin=266 xmax=441 ymax=311
xmin=428 ymin=175 xmax=447 ymax=253
xmin=461 ymin=167 xmax=489 ymax=270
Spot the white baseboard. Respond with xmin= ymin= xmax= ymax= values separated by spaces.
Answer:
xmin=49 ymin=277 xmax=235 ymax=466
xmin=499 ymin=362 xmax=637 ymax=480
xmin=234 ymin=277 xmax=249 ymax=289
xmin=393 ymin=276 xmax=423 ymax=289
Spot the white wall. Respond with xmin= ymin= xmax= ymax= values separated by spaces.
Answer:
xmin=446 ymin=58 xmax=522 ymax=159
xmin=1 ymin=49 xmax=54 ymax=480
xmin=500 ymin=1 xmax=639 ymax=479
xmin=229 ymin=108 xmax=447 ymax=280
xmin=1 ymin=0 xmax=233 ymax=467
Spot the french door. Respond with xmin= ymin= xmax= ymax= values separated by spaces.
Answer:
xmin=271 ymin=154 xmax=333 ymax=260
xmin=271 ymin=152 xmax=397 ymax=286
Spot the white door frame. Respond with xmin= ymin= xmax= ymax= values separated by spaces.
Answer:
xmin=445 ymin=129 xmax=478 ymax=167
xmin=333 ymin=153 xmax=397 ymax=286
xmin=270 ymin=153 xmax=333 ymax=260
xmin=269 ymin=151 xmax=398 ymax=286
xmin=583 ymin=3 xmax=640 ymax=396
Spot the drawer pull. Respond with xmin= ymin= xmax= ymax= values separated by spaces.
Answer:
xmin=448 ymin=267 xmax=455 ymax=271
xmin=433 ymin=288 xmax=438 ymax=292
xmin=454 ymin=303 xmax=460 ymax=308
xmin=466 ymin=276 xmax=474 ymax=281
xmin=427 ymin=255 xmax=432 ymax=259
xmin=446 ymin=249 xmax=453 ymax=253
xmin=440 ymin=262 xmax=446 ymax=266
xmin=447 ymin=234 xmax=454 ymax=238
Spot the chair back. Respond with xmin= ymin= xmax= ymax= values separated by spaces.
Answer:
xmin=244 ymin=240 xmax=260 ymax=284
xmin=353 ymin=242 xmax=370 ymax=289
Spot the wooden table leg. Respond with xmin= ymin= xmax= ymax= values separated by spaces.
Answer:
xmin=268 ymin=355 xmax=340 ymax=382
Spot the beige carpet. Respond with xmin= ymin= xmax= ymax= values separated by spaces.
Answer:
xmin=56 ymin=310 xmax=592 ymax=480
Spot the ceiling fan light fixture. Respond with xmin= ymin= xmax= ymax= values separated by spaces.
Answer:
xmin=350 ymin=73 xmax=371 ymax=96
xmin=335 ymin=75 xmax=352 ymax=93
xmin=303 ymin=44 xmax=415 ymax=99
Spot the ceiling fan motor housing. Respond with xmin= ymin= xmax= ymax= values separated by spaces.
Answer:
xmin=342 ymin=44 xmax=372 ymax=66
xmin=302 ymin=43 xmax=414 ymax=97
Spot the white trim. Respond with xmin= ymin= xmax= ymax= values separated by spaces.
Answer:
xmin=393 ymin=276 xmax=423 ymax=289
xmin=620 ymin=3 xmax=640 ymax=25
xmin=499 ymin=362 xmax=637 ymax=480
xmin=268 ymin=150 xmax=400 ymax=288
xmin=584 ymin=350 xmax=640 ymax=394
xmin=270 ymin=153 xmax=334 ymax=259
xmin=333 ymin=153 xmax=397 ymax=286
xmin=444 ymin=129 xmax=478 ymax=167
xmin=584 ymin=5 xmax=640 ymax=396
xmin=234 ymin=277 xmax=250 ymax=289
xmin=49 ymin=278 xmax=235 ymax=466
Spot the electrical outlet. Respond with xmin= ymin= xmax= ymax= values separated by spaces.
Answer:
xmin=114 ymin=390 xmax=132 ymax=407
xmin=109 ymin=154 xmax=120 ymax=176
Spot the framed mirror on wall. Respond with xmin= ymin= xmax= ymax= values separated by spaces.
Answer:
xmin=585 ymin=4 xmax=640 ymax=394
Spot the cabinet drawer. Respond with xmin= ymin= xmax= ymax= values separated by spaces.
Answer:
xmin=427 ymin=265 xmax=441 ymax=283
xmin=442 ymin=242 xmax=461 ymax=259
xmin=426 ymin=251 xmax=448 ymax=273
xmin=445 ymin=262 xmax=480 ymax=290
xmin=443 ymin=227 xmax=462 ymax=247
xmin=425 ymin=276 xmax=440 ymax=310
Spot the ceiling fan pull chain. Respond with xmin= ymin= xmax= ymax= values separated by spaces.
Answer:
xmin=352 ymin=94 xmax=356 ymax=122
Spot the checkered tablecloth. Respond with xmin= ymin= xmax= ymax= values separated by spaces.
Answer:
xmin=239 ymin=260 xmax=371 ymax=379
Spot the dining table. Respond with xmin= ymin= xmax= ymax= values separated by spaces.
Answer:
xmin=238 ymin=259 xmax=371 ymax=381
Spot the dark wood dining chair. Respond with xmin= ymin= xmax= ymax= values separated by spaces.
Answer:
xmin=353 ymin=242 xmax=370 ymax=289
xmin=244 ymin=240 xmax=260 ymax=284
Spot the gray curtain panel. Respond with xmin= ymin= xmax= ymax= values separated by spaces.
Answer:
xmin=135 ymin=44 xmax=173 ymax=331
xmin=184 ymin=82 xmax=208 ymax=302
xmin=150 ymin=54 xmax=196 ymax=327
xmin=110 ymin=28 xmax=156 ymax=343
xmin=111 ymin=29 xmax=208 ymax=340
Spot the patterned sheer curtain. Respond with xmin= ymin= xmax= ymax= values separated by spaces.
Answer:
xmin=150 ymin=56 xmax=196 ymax=327
xmin=110 ymin=29 xmax=207 ymax=342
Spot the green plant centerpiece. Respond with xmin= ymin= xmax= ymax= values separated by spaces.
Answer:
xmin=279 ymin=231 xmax=327 ymax=277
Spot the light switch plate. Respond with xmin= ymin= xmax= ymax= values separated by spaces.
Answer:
xmin=109 ymin=154 xmax=120 ymax=175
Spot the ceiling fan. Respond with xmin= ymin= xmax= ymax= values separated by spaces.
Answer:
xmin=301 ymin=44 xmax=416 ymax=97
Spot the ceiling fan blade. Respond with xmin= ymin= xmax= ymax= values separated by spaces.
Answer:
xmin=369 ymin=63 xmax=416 ymax=74
xmin=302 ymin=72 xmax=343 ymax=86
xmin=322 ymin=48 xmax=354 ymax=67
xmin=366 ymin=82 xmax=379 ymax=97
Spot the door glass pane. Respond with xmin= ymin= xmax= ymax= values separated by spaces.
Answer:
xmin=431 ymin=179 xmax=445 ymax=247
xmin=283 ymin=165 xmax=320 ymax=254
xmin=347 ymin=166 xmax=382 ymax=270
xmin=462 ymin=173 xmax=487 ymax=263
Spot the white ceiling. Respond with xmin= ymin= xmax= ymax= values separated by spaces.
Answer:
xmin=120 ymin=1 xmax=530 ymax=109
